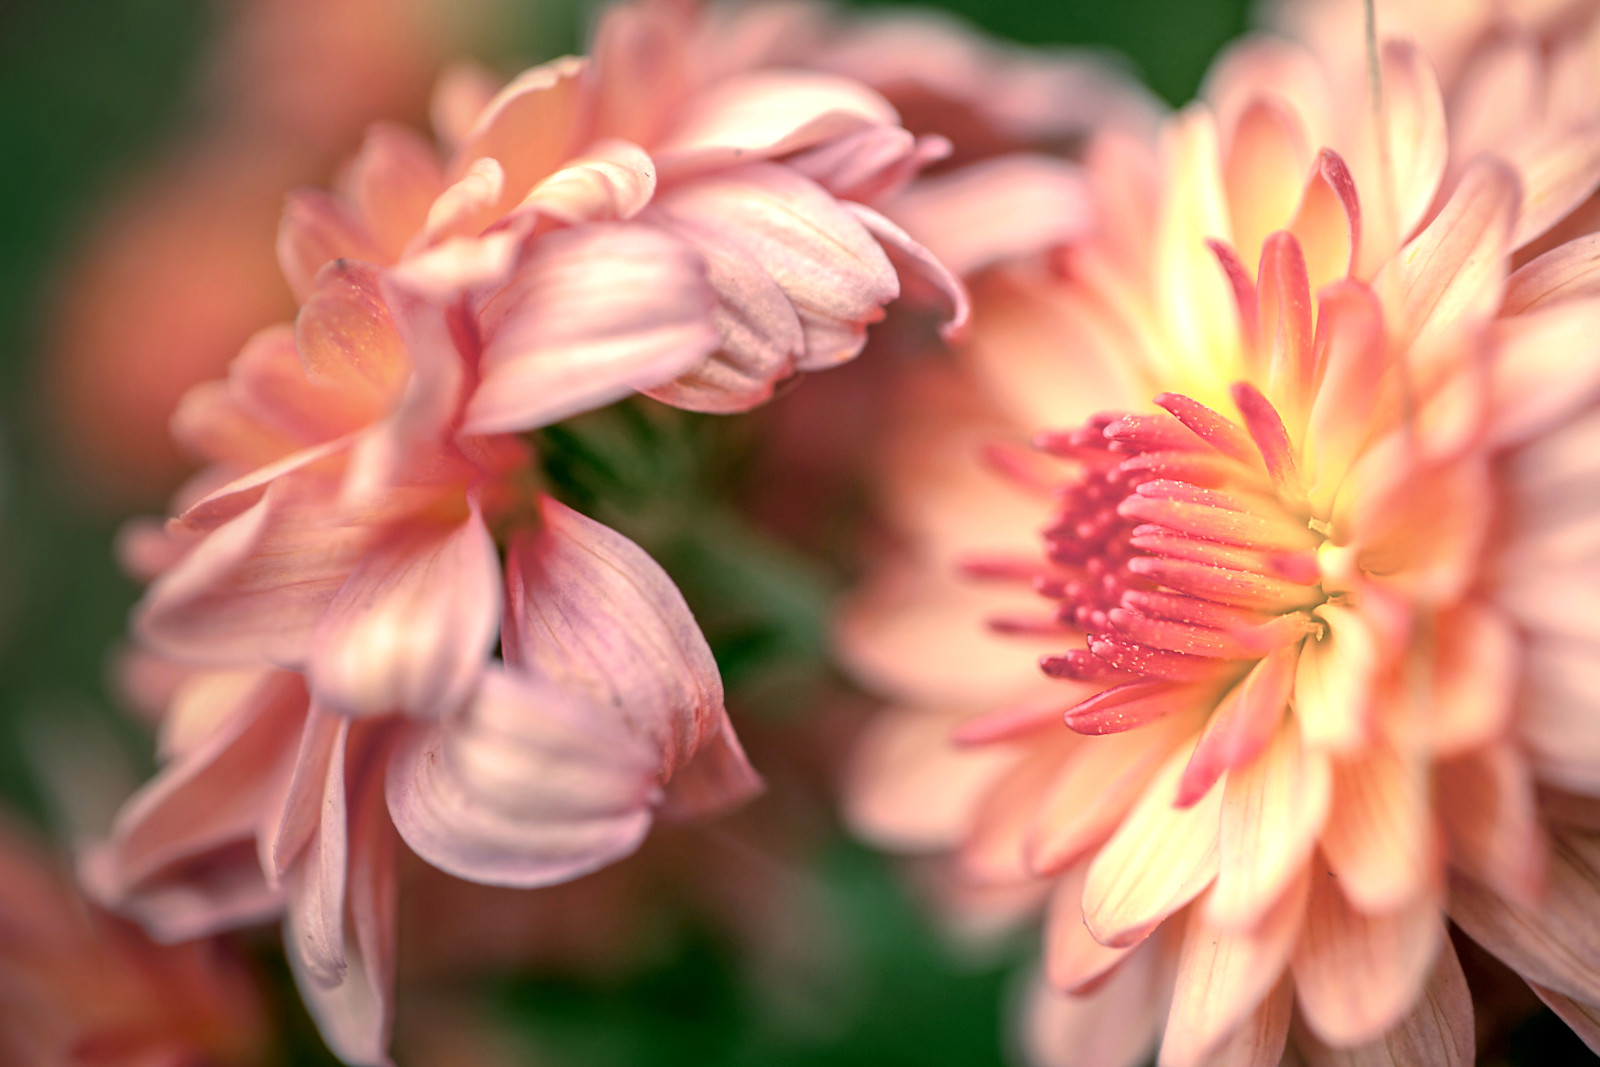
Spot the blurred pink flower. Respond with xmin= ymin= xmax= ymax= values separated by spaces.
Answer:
xmin=0 ymin=811 xmax=266 ymax=1067
xmin=841 ymin=24 xmax=1600 ymax=1067
xmin=44 ymin=0 xmax=503 ymax=507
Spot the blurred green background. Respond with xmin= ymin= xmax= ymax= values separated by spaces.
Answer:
xmin=1 ymin=1 xmax=1594 ymax=1065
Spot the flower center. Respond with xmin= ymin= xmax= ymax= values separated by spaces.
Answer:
xmin=1028 ymin=384 xmax=1327 ymax=709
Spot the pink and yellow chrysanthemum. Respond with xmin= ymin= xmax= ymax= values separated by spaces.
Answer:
xmin=842 ymin=19 xmax=1600 ymax=1066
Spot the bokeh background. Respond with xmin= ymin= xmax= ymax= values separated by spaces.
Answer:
xmin=1 ymin=0 xmax=1593 ymax=1064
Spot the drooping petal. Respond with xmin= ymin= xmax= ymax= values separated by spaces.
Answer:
xmin=1317 ymin=738 xmax=1433 ymax=915
xmin=137 ymin=474 xmax=378 ymax=667
xmin=847 ymin=203 xmax=969 ymax=340
xmin=385 ymin=666 xmax=662 ymax=888
xmin=284 ymin=717 xmax=351 ymax=989
xmin=505 ymin=497 xmax=749 ymax=804
xmin=309 ymin=508 xmax=501 ymax=720
xmin=465 ymin=222 xmax=719 ymax=434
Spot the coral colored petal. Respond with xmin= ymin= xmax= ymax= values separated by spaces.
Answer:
xmin=466 ymin=222 xmax=719 ymax=434
xmin=345 ymin=123 xmax=446 ymax=261
xmin=506 ymin=497 xmax=741 ymax=794
xmin=264 ymin=703 xmax=343 ymax=883
xmin=1201 ymin=977 xmax=1293 ymax=1067
xmin=1082 ymin=738 xmax=1223 ymax=948
xmin=653 ymin=71 xmax=898 ymax=173
xmin=1207 ymin=717 xmax=1329 ymax=929
xmin=309 ymin=509 xmax=500 ymax=720
xmin=1427 ymin=601 xmax=1518 ymax=757
xmin=1179 ymin=646 xmax=1294 ymax=806
xmin=885 ymin=154 xmax=1092 ymax=277
xmin=1295 ymin=939 xmax=1473 ymax=1067
xmin=1159 ymin=873 xmax=1307 ymax=1067
xmin=1223 ymin=100 xmax=1310 ymax=273
xmin=1291 ymin=857 xmax=1443 ymax=1048
xmin=454 ymin=56 xmax=586 ymax=210
xmin=278 ymin=190 xmax=383 ymax=302
xmin=1254 ymin=234 xmax=1315 ymax=437
xmin=1374 ymin=42 xmax=1448 ymax=250
xmin=295 ymin=259 xmax=411 ymax=417
xmin=1303 ymin=281 xmax=1384 ymax=512
xmin=1294 ymin=602 xmax=1376 ymax=753
xmin=385 ymin=666 xmax=661 ymax=888
xmin=1290 ymin=149 xmax=1360 ymax=295
xmin=960 ymin=733 xmax=1079 ymax=884
xmin=1318 ymin=738 xmax=1433 ymax=915
xmin=1510 ymin=123 xmax=1600 ymax=249
xmin=416 ymin=157 xmax=505 ymax=247
xmin=845 ymin=706 xmax=1017 ymax=853
xmin=789 ymin=125 xmax=947 ymax=205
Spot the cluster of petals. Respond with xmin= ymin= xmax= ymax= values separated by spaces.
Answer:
xmin=842 ymin=17 xmax=1600 ymax=1067
xmin=84 ymin=0 xmax=965 ymax=1063
xmin=0 ymin=811 xmax=265 ymax=1066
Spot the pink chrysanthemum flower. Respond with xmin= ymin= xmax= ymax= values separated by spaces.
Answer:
xmin=86 ymin=1 xmax=962 ymax=1062
xmin=842 ymin=23 xmax=1600 ymax=1067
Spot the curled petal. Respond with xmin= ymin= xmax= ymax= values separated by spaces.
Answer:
xmin=847 ymin=202 xmax=969 ymax=340
xmin=653 ymin=70 xmax=898 ymax=173
xmin=466 ymin=222 xmax=719 ymax=434
xmin=1504 ymin=233 xmax=1600 ymax=315
xmin=385 ymin=666 xmax=662 ymax=888
xmin=309 ymin=508 xmax=501 ymax=720
xmin=506 ymin=497 xmax=752 ymax=806
xmin=516 ymin=138 xmax=658 ymax=227
xmin=454 ymin=56 xmax=586 ymax=210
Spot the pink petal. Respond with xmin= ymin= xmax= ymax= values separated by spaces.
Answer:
xmin=1223 ymin=99 xmax=1311 ymax=272
xmin=1289 ymin=149 xmax=1360 ymax=295
xmin=844 ymin=706 xmax=1016 ymax=853
xmin=657 ymin=716 xmax=762 ymax=821
xmin=287 ymin=738 xmax=397 ymax=1067
xmin=1254 ymin=232 xmax=1315 ymax=435
xmin=263 ymin=703 xmax=344 ymax=883
xmin=1044 ymin=863 xmax=1135 ymax=994
xmin=285 ymin=717 xmax=351 ymax=989
xmin=847 ymin=202 xmax=969 ymax=340
xmin=309 ymin=508 xmax=500 ymax=720
xmin=1449 ymin=829 xmax=1600 ymax=1005
xmin=137 ymin=474 xmax=377 ymax=667
xmin=454 ymin=56 xmax=586 ymax=210
xmin=1082 ymin=737 xmax=1223 ymax=948
xmin=514 ymin=138 xmax=657 ymax=227
xmin=1159 ymin=872 xmax=1307 ymax=1067
xmin=278 ymin=190 xmax=383 ymax=302
xmin=1318 ymin=738 xmax=1434 ymax=915
xmin=1199 ymin=977 xmax=1293 ymax=1067
xmin=430 ymin=63 xmax=501 ymax=153
xmin=78 ymin=839 xmax=283 ymax=944
xmin=647 ymin=163 xmax=897 ymax=373
xmin=1295 ymin=939 xmax=1473 ymax=1067
xmin=1437 ymin=742 xmax=1545 ymax=909
xmin=344 ymin=123 xmax=447 ymax=261
xmin=1178 ymin=646 xmax=1295 ymax=807
xmin=1529 ymin=984 xmax=1600 ymax=1055
xmin=1373 ymin=41 xmax=1447 ymax=251
xmin=1490 ymin=297 xmax=1600 ymax=446
xmin=1207 ymin=717 xmax=1329 ymax=929
xmin=1377 ymin=157 xmax=1518 ymax=352
xmin=385 ymin=666 xmax=661 ymax=887
xmin=95 ymin=671 xmax=306 ymax=892
xmin=1510 ymin=123 xmax=1600 ymax=249
xmin=788 ymin=126 xmax=948 ymax=205
xmin=1426 ymin=601 xmax=1518 ymax=757
xmin=1022 ymin=948 xmax=1164 ymax=1067
xmin=587 ymin=0 xmax=691 ymax=146
xmin=1294 ymin=603 xmax=1377 ymax=753
xmin=295 ymin=259 xmax=411 ymax=420
xmin=506 ymin=497 xmax=750 ymax=801
xmin=1504 ymin=232 xmax=1600 ymax=314
xmin=883 ymin=154 xmax=1093 ymax=277
xmin=961 ymin=733 xmax=1080 ymax=883
xmin=465 ymin=222 xmax=719 ymax=434
xmin=653 ymin=71 xmax=898 ymax=174
xmin=416 ymin=157 xmax=505 ymax=247
xmin=1291 ymin=857 xmax=1443 ymax=1047
xmin=1303 ymin=281 xmax=1385 ymax=513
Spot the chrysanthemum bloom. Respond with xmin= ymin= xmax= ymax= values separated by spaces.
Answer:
xmin=842 ymin=26 xmax=1600 ymax=1067
xmin=0 ymin=811 xmax=266 ymax=1066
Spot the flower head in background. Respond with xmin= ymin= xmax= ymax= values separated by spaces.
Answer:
xmin=86 ymin=1 xmax=964 ymax=1062
xmin=842 ymin=14 xmax=1600 ymax=1066
xmin=0 ymin=811 xmax=266 ymax=1067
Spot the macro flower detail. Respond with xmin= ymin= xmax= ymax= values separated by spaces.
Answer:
xmin=842 ymin=21 xmax=1600 ymax=1067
